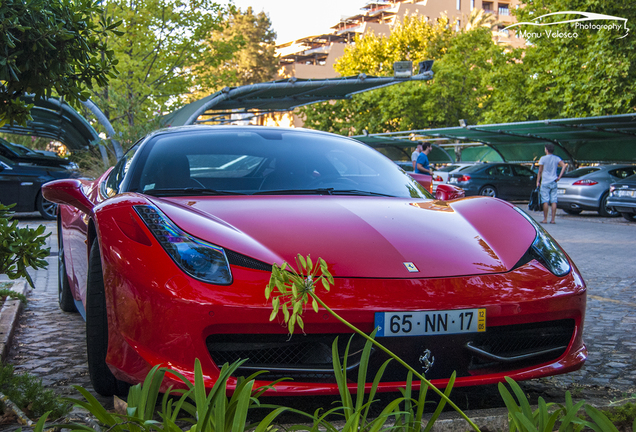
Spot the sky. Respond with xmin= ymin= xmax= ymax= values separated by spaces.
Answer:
xmin=224 ymin=0 xmax=365 ymax=44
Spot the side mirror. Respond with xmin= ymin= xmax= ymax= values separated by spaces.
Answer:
xmin=435 ymin=184 xmax=465 ymax=201
xmin=42 ymin=178 xmax=94 ymax=214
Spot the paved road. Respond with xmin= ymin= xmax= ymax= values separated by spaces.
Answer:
xmin=3 ymin=208 xmax=636 ymax=412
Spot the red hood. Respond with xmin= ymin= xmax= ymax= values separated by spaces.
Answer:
xmin=150 ymin=196 xmax=537 ymax=279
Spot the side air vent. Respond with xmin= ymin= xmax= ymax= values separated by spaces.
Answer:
xmin=225 ymin=249 xmax=272 ymax=272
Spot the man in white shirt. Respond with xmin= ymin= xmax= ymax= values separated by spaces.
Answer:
xmin=536 ymin=143 xmax=568 ymax=224
xmin=411 ymin=143 xmax=423 ymax=171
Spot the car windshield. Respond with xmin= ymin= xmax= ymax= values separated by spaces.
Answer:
xmin=127 ymin=129 xmax=432 ymax=199
xmin=563 ymin=167 xmax=600 ymax=178
xmin=437 ymin=164 xmax=464 ymax=172
xmin=2 ymin=141 xmax=35 ymax=156
xmin=455 ymin=164 xmax=484 ymax=173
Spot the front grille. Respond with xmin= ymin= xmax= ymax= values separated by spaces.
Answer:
xmin=207 ymin=333 xmax=368 ymax=381
xmin=206 ymin=319 xmax=575 ymax=382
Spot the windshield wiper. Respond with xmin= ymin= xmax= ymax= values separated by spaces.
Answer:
xmin=144 ymin=187 xmax=246 ymax=196
xmin=253 ymin=188 xmax=336 ymax=195
xmin=253 ymin=188 xmax=396 ymax=197
xmin=328 ymin=189 xmax=396 ymax=197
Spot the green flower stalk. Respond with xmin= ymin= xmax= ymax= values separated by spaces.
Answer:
xmin=266 ymin=254 xmax=481 ymax=432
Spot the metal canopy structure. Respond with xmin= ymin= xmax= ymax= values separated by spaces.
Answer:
xmin=0 ymin=96 xmax=100 ymax=150
xmin=354 ymin=114 xmax=636 ymax=164
xmin=162 ymin=72 xmax=435 ymax=127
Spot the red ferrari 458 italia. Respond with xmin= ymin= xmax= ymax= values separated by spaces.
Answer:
xmin=43 ymin=126 xmax=586 ymax=397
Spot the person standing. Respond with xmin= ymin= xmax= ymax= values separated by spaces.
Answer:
xmin=411 ymin=143 xmax=423 ymax=171
xmin=536 ymin=143 xmax=568 ymax=224
xmin=415 ymin=142 xmax=434 ymax=175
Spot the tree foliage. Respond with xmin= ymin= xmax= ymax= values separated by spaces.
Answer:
xmin=88 ymin=0 xmax=236 ymax=148
xmin=195 ymin=6 xmax=278 ymax=93
xmin=0 ymin=0 xmax=121 ymax=127
xmin=303 ymin=1 xmax=636 ymax=135
xmin=301 ymin=16 xmax=505 ymax=134
xmin=484 ymin=0 xmax=636 ymax=122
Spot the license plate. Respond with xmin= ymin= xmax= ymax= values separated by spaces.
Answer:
xmin=448 ymin=178 xmax=457 ymax=183
xmin=558 ymin=189 xmax=566 ymax=194
xmin=375 ymin=308 xmax=486 ymax=337
xmin=617 ymin=190 xmax=635 ymax=197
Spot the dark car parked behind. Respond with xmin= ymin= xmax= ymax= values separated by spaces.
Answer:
xmin=447 ymin=163 xmax=536 ymax=200
xmin=0 ymin=137 xmax=78 ymax=171
xmin=608 ymin=174 xmax=636 ymax=222
xmin=0 ymin=155 xmax=79 ymax=219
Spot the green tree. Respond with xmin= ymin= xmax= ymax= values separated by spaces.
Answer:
xmin=88 ymin=0 xmax=237 ymax=149
xmin=0 ymin=0 xmax=120 ymax=127
xmin=301 ymin=16 xmax=505 ymax=134
xmin=483 ymin=0 xmax=636 ymax=122
xmin=199 ymin=6 xmax=278 ymax=91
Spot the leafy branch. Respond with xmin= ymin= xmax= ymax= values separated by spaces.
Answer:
xmin=0 ymin=203 xmax=50 ymax=288
xmin=266 ymin=253 xmax=481 ymax=432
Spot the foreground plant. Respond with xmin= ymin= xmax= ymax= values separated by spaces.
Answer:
xmin=65 ymin=359 xmax=312 ymax=432
xmin=266 ymin=254 xmax=481 ymax=431
xmin=499 ymin=376 xmax=631 ymax=432
xmin=0 ymin=203 xmax=50 ymax=288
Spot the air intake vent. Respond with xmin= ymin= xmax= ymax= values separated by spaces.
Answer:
xmin=225 ymin=249 xmax=272 ymax=272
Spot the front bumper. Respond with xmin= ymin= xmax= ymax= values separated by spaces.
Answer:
xmin=101 ymin=237 xmax=587 ymax=395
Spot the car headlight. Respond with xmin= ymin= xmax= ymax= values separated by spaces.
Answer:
xmin=134 ymin=205 xmax=232 ymax=284
xmin=514 ymin=207 xmax=571 ymax=277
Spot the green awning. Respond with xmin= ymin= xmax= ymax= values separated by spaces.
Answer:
xmin=163 ymin=72 xmax=434 ymax=127
xmin=355 ymin=114 xmax=636 ymax=164
xmin=1 ymin=96 xmax=100 ymax=150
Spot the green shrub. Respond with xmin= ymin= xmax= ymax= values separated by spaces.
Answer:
xmin=0 ymin=203 xmax=50 ymax=288
xmin=0 ymin=363 xmax=69 ymax=421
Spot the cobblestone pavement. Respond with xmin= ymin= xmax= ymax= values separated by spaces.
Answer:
xmin=3 ymin=208 xmax=636 ymax=412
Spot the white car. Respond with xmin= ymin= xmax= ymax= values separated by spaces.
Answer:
xmin=432 ymin=163 xmax=476 ymax=192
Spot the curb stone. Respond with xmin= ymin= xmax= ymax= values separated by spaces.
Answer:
xmin=0 ymin=280 xmax=28 ymax=363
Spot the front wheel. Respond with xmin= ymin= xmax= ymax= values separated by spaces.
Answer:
xmin=622 ymin=212 xmax=636 ymax=222
xmin=36 ymin=192 xmax=57 ymax=220
xmin=58 ymin=229 xmax=77 ymax=313
xmin=479 ymin=185 xmax=497 ymax=197
xmin=598 ymin=192 xmax=619 ymax=217
xmin=86 ymin=241 xmax=130 ymax=396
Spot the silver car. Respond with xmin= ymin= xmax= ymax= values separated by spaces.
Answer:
xmin=607 ymin=174 xmax=636 ymax=222
xmin=557 ymin=164 xmax=636 ymax=217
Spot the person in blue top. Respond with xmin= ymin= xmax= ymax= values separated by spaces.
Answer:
xmin=414 ymin=142 xmax=434 ymax=175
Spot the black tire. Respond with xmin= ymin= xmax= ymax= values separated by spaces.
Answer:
xmin=479 ymin=185 xmax=497 ymax=197
xmin=563 ymin=209 xmax=582 ymax=215
xmin=57 ymin=222 xmax=77 ymax=313
xmin=36 ymin=192 xmax=57 ymax=220
xmin=86 ymin=241 xmax=130 ymax=396
xmin=598 ymin=191 xmax=619 ymax=217
xmin=622 ymin=212 xmax=636 ymax=222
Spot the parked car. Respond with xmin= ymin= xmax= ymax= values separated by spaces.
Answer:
xmin=0 ymin=137 xmax=78 ymax=171
xmin=393 ymin=160 xmax=433 ymax=192
xmin=394 ymin=160 xmax=414 ymax=172
xmin=11 ymin=142 xmax=60 ymax=158
xmin=556 ymin=165 xmax=636 ymax=217
xmin=432 ymin=163 xmax=476 ymax=192
xmin=0 ymin=155 xmax=78 ymax=219
xmin=44 ymin=126 xmax=585 ymax=397
xmin=608 ymin=174 xmax=636 ymax=222
xmin=447 ymin=163 xmax=536 ymax=200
